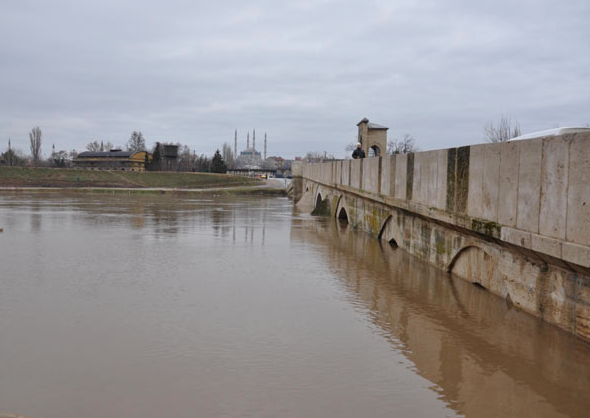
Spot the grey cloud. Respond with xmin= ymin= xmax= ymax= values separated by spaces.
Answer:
xmin=1 ymin=0 xmax=589 ymax=158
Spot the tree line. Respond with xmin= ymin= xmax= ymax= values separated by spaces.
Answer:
xmin=0 ymin=127 xmax=231 ymax=173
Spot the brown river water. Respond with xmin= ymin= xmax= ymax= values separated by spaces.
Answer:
xmin=0 ymin=192 xmax=589 ymax=418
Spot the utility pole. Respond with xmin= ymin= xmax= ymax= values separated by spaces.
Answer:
xmin=234 ymin=129 xmax=237 ymax=158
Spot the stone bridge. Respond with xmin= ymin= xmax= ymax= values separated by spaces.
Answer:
xmin=291 ymin=132 xmax=590 ymax=342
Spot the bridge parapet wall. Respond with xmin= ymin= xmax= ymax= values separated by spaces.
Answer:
xmin=293 ymin=132 xmax=590 ymax=341
xmin=295 ymin=132 xmax=590 ymax=270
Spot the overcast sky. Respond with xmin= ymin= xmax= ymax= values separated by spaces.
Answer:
xmin=1 ymin=0 xmax=589 ymax=159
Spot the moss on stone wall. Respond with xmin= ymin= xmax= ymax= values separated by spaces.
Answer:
xmin=471 ymin=219 xmax=501 ymax=238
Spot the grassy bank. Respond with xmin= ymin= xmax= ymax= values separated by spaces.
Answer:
xmin=0 ymin=166 xmax=260 ymax=189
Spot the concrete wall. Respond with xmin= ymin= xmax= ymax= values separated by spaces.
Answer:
xmin=295 ymin=131 xmax=590 ymax=342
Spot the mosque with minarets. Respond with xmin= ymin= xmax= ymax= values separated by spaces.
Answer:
xmin=234 ymin=129 xmax=267 ymax=169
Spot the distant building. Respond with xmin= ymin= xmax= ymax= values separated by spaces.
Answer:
xmin=234 ymin=129 xmax=269 ymax=169
xmin=74 ymin=149 xmax=151 ymax=172
xmin=357 ymin=118 xmax=388 ymax=157
xmin=159 ymin=144 xmax=179 ymax=171
xmin=236 ymin=147 xmax=263 ymax=168
xmin=265 ymin=156 xmax=286 ymax=170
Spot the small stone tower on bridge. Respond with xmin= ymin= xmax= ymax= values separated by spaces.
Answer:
xmin=357 ymin=118 xmax=388 ymax=157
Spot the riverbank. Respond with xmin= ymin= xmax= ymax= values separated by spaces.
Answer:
xmin=0 ymin=166 xmax=259 ymax=189
xmin=0 ymin=184 xmax=286 ymax=196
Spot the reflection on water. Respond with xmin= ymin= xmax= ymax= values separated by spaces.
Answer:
xmin=292 ymin=217 xmax=590 ymax=418
xmin=0 ymin=192 xmax=588 ymax=418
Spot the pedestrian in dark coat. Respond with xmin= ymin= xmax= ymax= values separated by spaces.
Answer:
xmin=352 ymin=142 xmax=365 ymax=159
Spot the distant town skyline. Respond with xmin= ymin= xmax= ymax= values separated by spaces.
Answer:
xmin=1 ymin=0 xmax=589 ymax=159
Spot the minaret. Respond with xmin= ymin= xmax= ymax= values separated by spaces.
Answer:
xmin=253 ymin=129 xmax=256 ymax=151
xmin=8 ymin=138 xmax=11 ymax=150
xmin=234 ymin=129 xmax=237 ymax=157
xmin=264 ymin=132 xmax=267 ymax=160
xmin=247 ymin=132 xmax=250 ymax=149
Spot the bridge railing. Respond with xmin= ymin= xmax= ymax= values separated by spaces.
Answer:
xmin=295 ymin=132 xmax=590 ymax=269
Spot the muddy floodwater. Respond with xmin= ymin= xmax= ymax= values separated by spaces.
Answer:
xmin=0 ymin=192 xmax=589 ymax=418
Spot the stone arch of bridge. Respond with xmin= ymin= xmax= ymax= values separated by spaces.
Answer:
xmin=311 ymin=185 xmax=332 ymax=216
xmin=448 ymin=245 xmax=507 ymax=297
xmin=448 ymin=245 xmax=489 ymax=273
xmin=334 ymin=195 xmax=349 ymax=223
xmin=377 ymin=214 xmax=401 ymax=249
xmin=314 ymin=187 xmax=325 ymax=209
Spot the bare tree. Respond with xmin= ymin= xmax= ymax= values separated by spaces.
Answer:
xmin=388 ymin=134 xmax=418 ymax=154
xmin=86 ymin=140 xmax=114 ymax=152
xmin=29 ymin=126 xmax=42 ymax=163
xmin=304 ymin=151 xmax=335 ymax=163
xmin=484 ymin=116 xmax=521 ymax=143
xmin=194 ymin=154 xmax=211 ymax=172
xmin=345 ymin=142 xmax=357 ymax=152
xmin=2 ymin=139 xmax=26 ymax=166
xmin=127 ymin=131 xmax=146 ymax=152
xmin=50 ymin=150 xmax=69 ymax=167
xmin=222 ymin=142 xmax=235 ymax=169
xmin=177 ymin=145 xmax=196 ymax=172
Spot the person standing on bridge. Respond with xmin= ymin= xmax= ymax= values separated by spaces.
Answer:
xmin=352 ymin=142 xmax=365 ymax=159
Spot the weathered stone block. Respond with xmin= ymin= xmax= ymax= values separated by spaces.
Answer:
xmin=362 ymin=157 xmax=380 ymax=194
xmin=482 ymin=143 xmax=501 ymax=222
xmin=540 ymin=136 xmax=570 ymax=240
xmin=395 ymin=154 xmax=407 ymax=200
xmin=342 ymin=160 xmax=350 ymax=186
xmin=380 ymin=155 xmax=391 ymax=196
xmin=321 ymin=162 xmax=333 ymax=184
xmin=467 ymin=144 xmax=486 ymax=219
xmin=350 ymin=158 xmax=362 ymax=190
xmin=575 ymin=304 xmax=590 ymax=341
xmin=498 ymin=141 xmax=520 ymax=227
xmin=292 ymin=162 xmax=303 ymax=177
xmin=562 ymin=242 xmax=590 ymax=268
xmin=406 ymin=153 xmax=415 ymax=201
xmin=517 ymin=138 xmax=543 ymax=234
xmin=501 ymin=227 xmax=532 ymax=249
xmin=455 ymin=147 xmax=470 ymax=214
xmin=424 ymin=151 xmax=439 ymax=207
xmin=435 ymin=149 xmax=447 ymax=210
xmin=531 ymin=234 xmax=562 ymax=259
xmin=566 ymin=133 xmax=590 ymax=246
xmin=334 ymin=161 xmax=342 ymax=186
xmin=412 ymin=152 xmax=424 ymax=204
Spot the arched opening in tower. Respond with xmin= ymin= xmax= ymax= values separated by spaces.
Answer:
xmin=368 ymin=145 xmax=381 ymax=157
